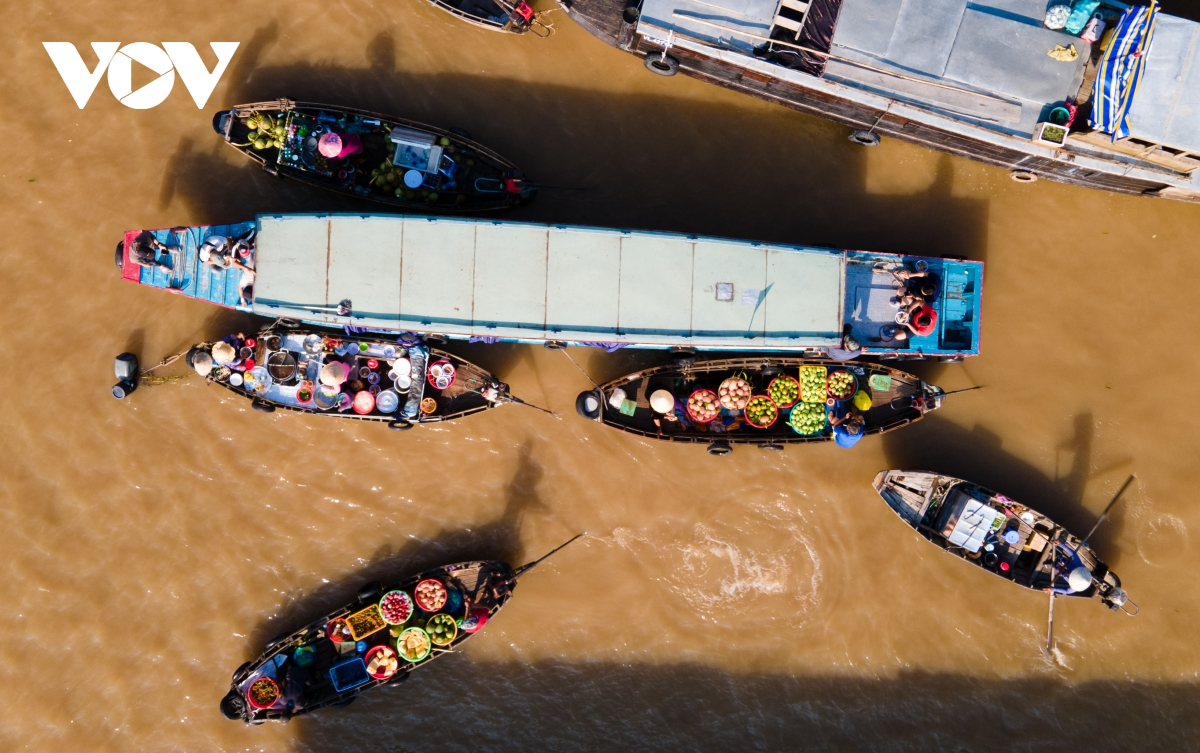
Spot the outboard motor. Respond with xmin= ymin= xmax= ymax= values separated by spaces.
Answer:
xmin=112 ymin=353 xmax=139 ymax=400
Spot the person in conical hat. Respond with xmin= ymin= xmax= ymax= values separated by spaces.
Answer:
xmin=320 ymin=361 xmax=347 ymax=386
xmin=211 ymin=341 xmax=237 ymax=364
xmin=192 ymin=351 xmax=214 ymax=377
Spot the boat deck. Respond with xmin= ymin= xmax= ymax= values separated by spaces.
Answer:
xmin=121 ymin=222 xmax=255 ymax=310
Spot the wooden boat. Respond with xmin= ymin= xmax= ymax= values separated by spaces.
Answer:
xmin=193 ymin=327 xmax=519 ymax=430
xmin=220 ymin=536 xmax=582 ymax=723
xmin=212 ymin=99 xmax=537 ymax=212
xmin=425 ymin=0 xmax=548 ymax=34
xmin=577 ymin=358 xmax=947 ymax=454
xmin=559 ymin=0 xmax=1200 ymax=201
xmin=872 ymin=471 xmax=1135 ymax=614
xmin=119 ymin=214 xmax=985 ymax=359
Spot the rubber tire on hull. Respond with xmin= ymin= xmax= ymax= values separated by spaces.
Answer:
xmin=252 ymin=400 xmax=276 ymax=413
xmin=424 ymin=334 xmax=447 ymax=346
xmin=849 ymin=130 xmax=881 ymax=147
xmin=1010 ymin=170 xmax=1038 ymax=183
xmin=220 ymin=690 xmax=247 ymax=721
xmin=358 ymin=581 xmax=382 ymax=602
xmin=114 ymin=241 xmax=125 ymax=271
xmin=759 ymin=443 xmax=784 ymax=451
xmin=263 ymin=631 xmax=290 ymax=650
xmin=644 ymin=53 xmax=680 ymax=76
xmin=232 ymin=662 xmax=253 ymax=683
xmin=938 ymin=356 xmax=964 ymax=363
xmin=388 ymin=419 xmax=414 ymax=431
xmin=575 ymin=390 xmax=603 ymax=420
xmin=707 ymin=442 xmax=732 ymax=456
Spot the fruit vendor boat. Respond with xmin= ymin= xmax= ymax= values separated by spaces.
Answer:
xmin=576 ymin=357 xmax=949 ymax=454
xmin=220 ymin=535 xmax=583 ymax=723
xmin=191 ymin=327 xmax=520 ymax=430
xmin=117 ymin=214 xmax=984 ymax=359
xmin=559 ymin=0 xmax=1200 ymax=202
xmin=212 ymin=100 xmax=537 ymax=212
xmin=872 ymin=471 xmax=1137 ymax=616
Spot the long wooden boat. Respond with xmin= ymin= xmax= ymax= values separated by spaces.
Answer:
xmin=212 ymin=100 xmax=537 ymax=212
xmin=117 ymin=214 xmax=984 ymax=359
xmin=577 ymin=357 xmax=945 ymax=454
xmin=193 ymin=327 xmax=516 ymax=430
xmin=220 ymin=537 xmax=582 ymax=723
xmin=559 ymin=0 xmax=1200 ymax=202
xmin=424 ymin=0 xmax=546 ymax=34
xmin=872 ymin=471 xmax=1135 ymax=613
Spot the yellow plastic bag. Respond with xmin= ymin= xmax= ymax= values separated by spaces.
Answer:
xmin=852 ymin=390 xmax=873 ymax=412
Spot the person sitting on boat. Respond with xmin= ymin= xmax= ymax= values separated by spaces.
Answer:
xmin=828 ymin=406 xmax=865 ymax=449
xmin=894 ymin=269 xmax=940 ymax=307
xmin=826 ymin=333 xmax=862 ymax=362
xmin=887 ymin=304 xmax=938 ymax=344
xmin=129 ymin=231 xmax=172 ymax=273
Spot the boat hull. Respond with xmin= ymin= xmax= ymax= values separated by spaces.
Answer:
xmin=872 ymin=470 xmax=1128 ymax=609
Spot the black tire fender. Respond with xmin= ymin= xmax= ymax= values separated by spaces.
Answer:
xmin=388 ymin=419 xmax=414 ymax=431
xmin=849 ymin=130 xmax=881 ymax=147
xmin=938 ymin=355 xmax=964 ymax=364
xmin=644 ymin=53 xmax=679 ymax=76
xmin=251 ymin=400 xmax=276 ymax=413
xmin=114 ymin=240 xmax=125 ymax=271
xmin=357 ymin=581 xmax=382 ymax=602
xmin=232 ymin=661 xmax=253 ymax=683
xmin=220 ymin=690 xmax=247 ymax=721
xmin=759 ymin=443 xmax=784 ymax=452
xmin=575 ymin=390 xmax=603 ymax=420
xmin=1010 ymin=170 xmax=1038 ymax=183
xmin=707 ymin=442 xmax=732 ymax=456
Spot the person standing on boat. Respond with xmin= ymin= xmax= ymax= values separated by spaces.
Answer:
xmin=829 ymin=407 xmax=865 ymax=449
xmin=129 ymin=231 xmax=172 ymax=273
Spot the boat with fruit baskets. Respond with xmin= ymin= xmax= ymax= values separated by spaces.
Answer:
xmin=872 ymin=471 xmax=1137 ymax=646
xmin=220 ymin=535 xmax=583 ymax=723
xmin=212 ymin=100 xmax=537 ymax=212
xmin=575 ymin=357 xmax=955 ymax=454
xmin=187 ymin=326 xmax=522 ymax=431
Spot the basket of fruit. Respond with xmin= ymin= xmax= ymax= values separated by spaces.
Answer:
xmin=426 ymin=613 xmax=458 ymax=646
xmin=346 ymin=604 xmax=388 ymax=640
xmin=686 ymin=389 xmax=720 ymax=423
xmin=327 ymin=618 xmax=353 ymax=644
xmin=718 ymin=377 xmax=752 ymax=411
xmin=379 ymin=591 xmax=414 ymax=625
xmin=744 ymin=395 xmax=778 ymax=429
xmin=767 ymin=375 xmax=800 ymax=409
xmin=414 ymin=579 xmax=448 ymax=612
xmin=396 ymin=627 xmax=432 ymax=663
xmin=246 ymin=677 xmax=279 ymax=710
xmin=789 ymin=401 xmax=828 ymax=436
xmin=365 ymin=645 xmax=400 ymax=679
xmin=826 ymin=370 xmax=857 ymax=401
xmin=800 ymin=365 xmax=828 ymax=403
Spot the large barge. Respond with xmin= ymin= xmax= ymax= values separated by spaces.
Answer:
xmin=559 ymin=0 xmax=1200 ymax=201
xmin=117 ymin=214 xmax=984 ymax=359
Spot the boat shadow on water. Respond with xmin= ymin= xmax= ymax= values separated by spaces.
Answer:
xmin=880 ymin=412 xmax=1133 ymax=562
xmin=245 ymin=439 xmax=548 ymax=653
xmin=165 ymin=25 xmax=991 ymax=262
xmin=280 ymin=661 xmax=1200 ymax=750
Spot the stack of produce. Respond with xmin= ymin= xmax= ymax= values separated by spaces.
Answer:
xmin=827 ymin=371 xmax=856 ymax=401
xmin=686 ymin=389 xmax=720 ymax=423
xmin=800 ymin=366 xmax=828 ymax=403
xmin=366 ymin=646 xmax=400 ymax=679
xmin=245 ymin=112 xmax=285 ymax=151
xmin=379 ymin=591 xmax=413 ymax=625
xmin=718 ymin=377 xmax=752 ymax=411
xmin=767 ymin=375 xmax=799 ymax=408
xmin=327 ymin=618 xmax=353 ymax=644
xmin=397 ymin=627 xmax=432 ymax=662
xmin=789 ymin=401 xmax=827 ymax=436
xmin=415 ymin=580 xmax=448 ymax=612
xmin=744 ymin=396 xmax=778 ymax=428
xmin=426 ymin=614 xmax=458 ymax=646
xmin=346 ymin=605 xmax=387 ymax=640
xmin=247 ymin=677 xmax=279 ymax=709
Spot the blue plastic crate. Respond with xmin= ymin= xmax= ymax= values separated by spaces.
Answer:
xmin=329 ymin=657 xmax=371 ymax=692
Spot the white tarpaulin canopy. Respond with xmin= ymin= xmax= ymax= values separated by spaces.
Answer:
xmin=251 ymin=214 xmax=845 ymax=349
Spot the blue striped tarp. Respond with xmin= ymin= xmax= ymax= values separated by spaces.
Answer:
xmin=1089 ymin=1 xmax=1159 ymax=140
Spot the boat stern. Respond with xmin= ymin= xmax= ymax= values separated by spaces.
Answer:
xmin=212 ymin=109 xmax=233 ymax=140
xmin=872 ymin=470 xmax=889 ymax=493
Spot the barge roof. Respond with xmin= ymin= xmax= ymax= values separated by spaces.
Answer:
xmin=1124 ymin=13 xmax=1200 ymax=154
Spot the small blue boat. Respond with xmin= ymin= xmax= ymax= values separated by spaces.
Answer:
xmin=117 ymin=214 xmax=984 ymax=359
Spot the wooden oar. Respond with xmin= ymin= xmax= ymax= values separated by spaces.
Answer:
xmin=1082 ymin=474 xmax=1136 ymax=546
xmin=512 ymin=533 xmax=586 ymax=579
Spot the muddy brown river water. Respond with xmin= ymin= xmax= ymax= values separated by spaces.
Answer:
xmin=5 ymin=1 xmax=1200 ymax=750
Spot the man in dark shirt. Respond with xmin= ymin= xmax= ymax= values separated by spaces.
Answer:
xmin=129 ymin=231 xmax=172 ymax=272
